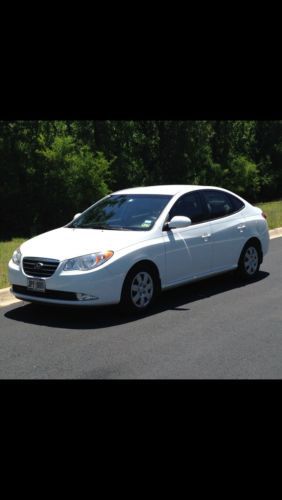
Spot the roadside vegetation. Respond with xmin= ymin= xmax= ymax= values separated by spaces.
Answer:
xmin=0 ymin=238 xmax=26 ymax=288
xmin=256 ymin=200 xmax=282 ymax=229
xmin=2 ymin=120 xmax=282 ymax=239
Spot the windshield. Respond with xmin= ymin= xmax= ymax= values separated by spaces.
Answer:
xmin=68 ymin=194 xmax=172 ymax=231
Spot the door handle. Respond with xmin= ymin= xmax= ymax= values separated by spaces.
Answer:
xmin=237 ymin=224 xmax=246 ymax=231
xmin=201 ymin=233 xmax=211 ymax=239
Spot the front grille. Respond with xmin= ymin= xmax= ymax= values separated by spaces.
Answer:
xmin=22 ymin=257 xmax=60 ymax=278
xmin=13 ymin=285 xmax=77 ymax=301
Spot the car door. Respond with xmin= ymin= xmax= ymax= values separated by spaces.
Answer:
xmin=200 ymin=189 xmax=246 ymax=273
xmin=162 ymin=191 xmax=213 ymax=286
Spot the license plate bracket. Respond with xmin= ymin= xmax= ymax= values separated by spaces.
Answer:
xmin=27 ymin=279 xmax=46 ymax=292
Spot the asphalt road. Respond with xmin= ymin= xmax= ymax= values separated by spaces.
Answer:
xmin=1 ymin=238 xmax=281 ymax=379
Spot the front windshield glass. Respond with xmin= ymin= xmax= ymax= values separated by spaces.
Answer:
xmin=68 ymin=194 xmax=172 ymax=231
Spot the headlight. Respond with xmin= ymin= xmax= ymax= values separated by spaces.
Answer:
xmin=63 ymin=251 xmax=114 ymax=272
xmin=12 ymin=248 xmax=22 ymax=266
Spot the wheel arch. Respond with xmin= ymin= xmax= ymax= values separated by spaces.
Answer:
xmin=125 ymin=259 xmax=162 ymax=286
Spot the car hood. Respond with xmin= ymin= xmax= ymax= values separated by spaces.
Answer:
xmin=20 ymin=227 xmax=153 ymax=261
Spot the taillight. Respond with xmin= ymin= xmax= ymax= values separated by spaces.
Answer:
xmin=262 ymin=211 xmax=267 ymax=220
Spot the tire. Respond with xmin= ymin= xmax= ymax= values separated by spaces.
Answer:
xmin=237 ymin=241 xmax=261 ymax=280
xmin=120 ymin=264 xmax=160 ymax=314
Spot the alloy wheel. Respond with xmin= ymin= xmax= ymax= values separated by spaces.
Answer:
xmin=243 ymin=246 xmax=259 ymax=275
xmin=130 ymin=271 xmax=154 ymax=309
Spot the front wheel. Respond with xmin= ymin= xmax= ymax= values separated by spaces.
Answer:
xmin=237 ymin=242 xmax=261 ymax=280
xmin=120 ymin=265 xmax=159 ymax=314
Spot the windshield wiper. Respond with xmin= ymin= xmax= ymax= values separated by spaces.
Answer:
xmin=91 ymin=224 xmax=114 ymax=230
xmin=89 ymin=224 xmax=134 ymax=230
xmin=72 ymin=224 xmax=133 ymax=230
xmin=69 ymin=224 xmax=109 ymax=229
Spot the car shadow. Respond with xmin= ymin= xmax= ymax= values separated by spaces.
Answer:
xmin=4 ymin=271 xmax=269 ymax=330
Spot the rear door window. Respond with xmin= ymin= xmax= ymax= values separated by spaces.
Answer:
xmin=225 ymin=192 xmax=245 ymax=212
xmin=201 ymin=190 xmax=236 ymax=219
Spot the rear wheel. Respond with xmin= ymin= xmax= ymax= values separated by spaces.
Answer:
xmin=237 ymin=241 xmax=261 ymax=280
xmin=120 ymin=264 xmax=159 ymax=314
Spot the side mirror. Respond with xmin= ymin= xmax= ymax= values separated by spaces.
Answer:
xmin=166 ymin=216 xmax=192 ymax=229
xmin=73 ymin=213 xmax=82 ymax=221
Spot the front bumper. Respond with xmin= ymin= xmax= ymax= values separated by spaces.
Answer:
xmin=8 ymin=259 xmax=125 ymax=306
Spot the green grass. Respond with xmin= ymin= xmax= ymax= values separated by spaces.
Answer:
xmin=0 ymin=238 xmax=26 ymax=289
xmin=256 ymin=200 xmax=282 ymax=229
xmin=1 ymin=201 xmax=282 ymax=289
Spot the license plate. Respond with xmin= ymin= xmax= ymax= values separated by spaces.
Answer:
xmin=27 ymin=279 xmax=46 ymax=292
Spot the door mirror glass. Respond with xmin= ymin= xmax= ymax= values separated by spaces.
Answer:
xmin=167 ymin=216 xmax=192 ymax=229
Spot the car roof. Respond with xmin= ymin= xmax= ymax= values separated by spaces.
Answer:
xmin=114 ymin=185 xmax=231 ymax=196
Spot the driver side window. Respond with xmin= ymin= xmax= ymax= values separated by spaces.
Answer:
xmin=169 ymin=192 xmax=206 ymax=224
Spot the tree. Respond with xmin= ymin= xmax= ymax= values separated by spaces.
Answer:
xmin=0 ymin=119 xmax=281 ymax=239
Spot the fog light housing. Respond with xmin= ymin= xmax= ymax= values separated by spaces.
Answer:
xmin=76 ymin=293 xmax=98 ymax=301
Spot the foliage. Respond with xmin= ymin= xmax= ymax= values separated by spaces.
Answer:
xmin=0 ymin=238 xmax=26 ymax=288
xmin=1 ymin=120 xmax=282 ymax=238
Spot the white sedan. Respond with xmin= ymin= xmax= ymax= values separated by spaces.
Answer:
xmin=9 ymin=185 xmax=269 ymax=313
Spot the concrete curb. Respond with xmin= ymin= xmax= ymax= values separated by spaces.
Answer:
xmin=0 ymin=287 xmax=20 ymax=308
xmin=269 ymin=227 xmax=282 ymax=239
xmin=1 ymin=228 xmax=282 ymax=308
